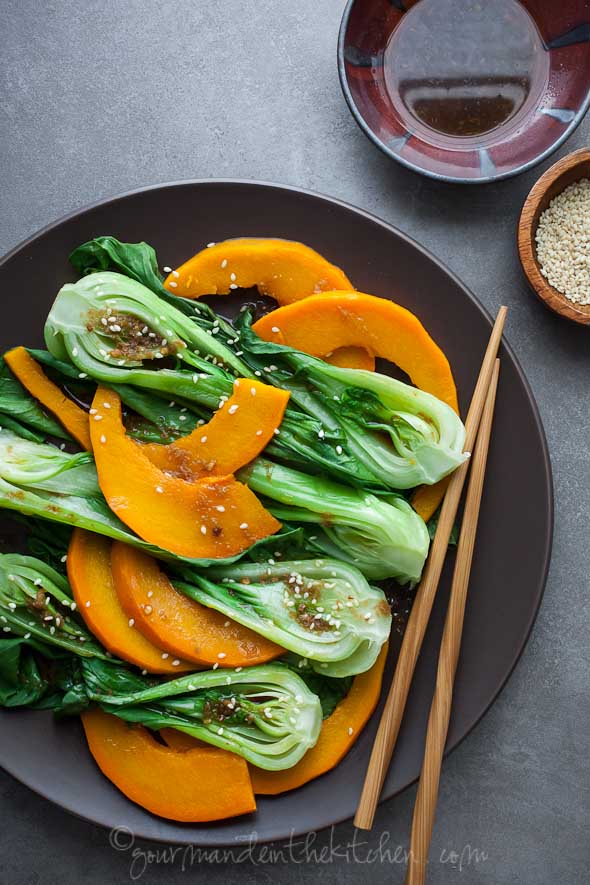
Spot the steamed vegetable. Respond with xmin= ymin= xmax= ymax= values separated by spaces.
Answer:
xmin=110 ymin=542 xmax=283 ymax=667
xmin=174 ymin=558 xmax=391 ymax=677
xmin=138 ymin=376 xmax=290 ymax=478
xmin=0 ymin=429 xmax=281 ymax=568
xmin=43 ymin=260 xmax=466 ymax=493
xmin=0 ymin=550 xmax=323 ymax=770
xmin=240 ymin=458 xmax=430 ymax=582
xmin=83 ymin=658 xmax=322 ymax=770
xmin=250 ymin=642 xmax=388 ymax=793
xmin=253 ymin=291 xmax=459 ymax=410
xmin=82 ymin=709 xmax=257 ymax=822
xmin=67 ymin=530 xmax=195 ymax=674
xmin=163 ymin=237 xmax=352 ymax=304
xmin=90 ymin=386 xmax=280 ymax=558
xmin=4 ymin=347 xmax=92 ymax=450
xmin=239 ymin=317 xmax=466 ymax=490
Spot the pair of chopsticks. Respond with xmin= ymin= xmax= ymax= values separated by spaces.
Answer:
xmin=354 ymin=307 xmax=507 ymax=882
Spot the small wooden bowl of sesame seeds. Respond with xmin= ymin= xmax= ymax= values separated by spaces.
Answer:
xmin=518 ymin=148 xmax=590 ymax=326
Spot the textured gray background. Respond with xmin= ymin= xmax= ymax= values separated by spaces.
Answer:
xmin=1 ymin=1 xmax=589 ymax=883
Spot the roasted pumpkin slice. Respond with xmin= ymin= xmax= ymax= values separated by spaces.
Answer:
xmin=4 ymin=346 xmax=92 ymax=450
xmin=249 ymin=644 xmax=388 ymax=794
xmin=163 ymin=237 xmax=371 ymax=370
xmin=82 ymin=710 xmax=256 ymax=822
xmin=67 ymin=529 xmax=194 ymax=674
xmin=139 ymin=377 xmax=289 ymax=479
xmin=111 ymin=542 xmax=283 ymax=667
xmin=90 ymin=387 xmax=280 ymax=559
xmin=253 ymin=292 xmax=460 ymax=522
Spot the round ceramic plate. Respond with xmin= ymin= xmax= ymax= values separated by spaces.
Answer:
xmin=0 ymin=181 xmax=553 ymax=845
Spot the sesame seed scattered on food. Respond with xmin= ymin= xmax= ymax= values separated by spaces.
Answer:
xmin=213 ymin=662 xmax=219 ymax=669
xmin=144 ymin=605 xmax=153 ymax=614
xmin=172 ymin=659 xmax=180 ymax=666
xmin=207 ymin=242 xmax=215 ymax=248
xmin=155 ymin=485 xmax=163 ymax=493
xmin=229 ymin=283 xmax=238 ymax=290
xmin=217 ymin=652 xmax=226 ymax=659
xmin=171 ymin=270 xmax=179 ymax=278
xmin=271 ymin=326 xmax=280 ymax=333
xmin=169 ymin=281 xmax=178 ymax=288
xmin=93 ymin=414 xmax=103 ymax=421
xmin=85 ymin=601 xmax=91 ymax=608
xmin=228 ymin=404 xmax=239 ymax=415
xmin=100 ymin=435 xmax=106 ymax=444
xmin=216 ymin=505 xmax=225 ymax=512
xmin=128 ymin=618 xmax=135 ymax=627
xmin=161 ymin=652 xmax=169 ymax=659
xmin=240 ymin=522 xmax=249 ymax=529
xmin=200 ymin=525 xmax=207 ymax=535
xmin=221 ymin=259 xmax=227 ymax=268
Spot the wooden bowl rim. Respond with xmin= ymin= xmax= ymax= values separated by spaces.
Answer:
xmin=518 ymin=148 xmax=590 ymax=325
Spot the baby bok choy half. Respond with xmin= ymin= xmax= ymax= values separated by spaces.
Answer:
xmin=173 ymin=558 xmax=391 ymax=678
xmin=0 ymin=552 xmax=322 ymax=770
xmin=83 ymin=659 xmax=322 ymax=770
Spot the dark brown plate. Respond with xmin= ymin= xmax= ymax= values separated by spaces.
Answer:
xmin=0 ymin=181 xmax=552 ymax=845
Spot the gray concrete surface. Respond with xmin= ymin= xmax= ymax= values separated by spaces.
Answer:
xmin=1 ymin=1 xmax=589 ymax=883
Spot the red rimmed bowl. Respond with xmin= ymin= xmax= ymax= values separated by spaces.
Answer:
xmin=338 ymin=0 xmax=590 ymax=184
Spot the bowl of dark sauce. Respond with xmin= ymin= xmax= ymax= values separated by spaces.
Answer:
xmin=338 ymin=0 xmax=590 ymax=183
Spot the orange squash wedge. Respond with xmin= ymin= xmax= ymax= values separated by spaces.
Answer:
xmin=324 ymin=345 xmax=375 ymax=372
xmin=254 ymin=292 xmax=460 ymax=522
xmin=164 ymin=237 xmax=352 ymax=304
xmin=249 ymin=643 xmax=388 ymax=794
xmin=139 ymin=378 xmax=289 ymax=479
xmin=111 ymin=542 xmax=283 ymax=667
xmin=4 ymin=346 xmax=92 ymax=451
xmin=81 ymin=709 xmax=256 ymax=822
xmin=253 ymin=292 xmax=458 ymax=410
xmin=159 ymin=727 xmax=208 ymax=751
xmin=67 ymin=529 xmax=194 ymax=674
xmin=164 ymin=237 xmax=372 ymax=370
xmin=90 ymin=386 xmax=280 ymax=559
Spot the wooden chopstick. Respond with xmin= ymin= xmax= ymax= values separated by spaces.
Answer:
xmin=405 ymin=359 xmax=500 ymax=884
xmin=354 ymin=306 xmax=507 ymax=831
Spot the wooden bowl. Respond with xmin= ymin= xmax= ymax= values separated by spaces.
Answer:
xmin=518 ymin=148 xmax=590 ymax=325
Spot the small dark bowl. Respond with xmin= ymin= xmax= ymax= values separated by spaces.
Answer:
xmin=338 ymin=0 xmax=590 ymax=184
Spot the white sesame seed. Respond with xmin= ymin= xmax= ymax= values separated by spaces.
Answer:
xmin=161 ymin=652 xmax=169 ymax=659
xmin=200 ymin=435 xmax=208 ymax=443
xmin=271 ymin=326 xmax=280 ymax=333
xmin=228 ymin=404 xmax=239 ymax=415
xmin=235 ymin=666 xmax=242 ymax=672
xmin=206 ymin=242 xmax=215 ymax=248
xmin=213 ymin=662 xmax=219 ymax=669
xmin=128 ymin=618 xmax=135 ymax=627
xmin=78 ymin=373 xmax=87 ymax=378
xmin=168 ymin=281 xmax=177 ymax=288
xmin=230 ymin=272 xmax=236 ymax=281
xmin=217 ymin=652 xmax=226 ymax=659
xmin=144 ymin=605 xmax=153 ymax=614
xmin=171 ymin=270 xmax=179 ymax=278
xmin=229 ymin=283 xmax=238 ymax=290
xmin=255 ymin=429 xmax=263 ymax=436
xmin=240 ymin=522 xmax=249 ymax=529
xmin=100 ymin=434 xmax=106 ymax=444
xmin=217 ymin=726 xmax=224 ymax=735
xmin=224 ymin=620 xmax=231 ymax=627
xmin=348 ymin=726 xmax=354 ymax=736
xmin=72 ymin=347 xmax=79 ymax=357
xmin=172 ymin=659 xmax=180 ymax=666
xmin=147 ymin=591 xmax=153 ymax=598
xmin=200 ymin=525 xmax=207 ymax=535
xmin=163 ymin=266 xmax=172 ymax=273
xmin=93 ymin=414 xmax=103 ymax=421
xmin=155 ymin=485 xmax=163 ymax=493
xmin=85 ymin=601 xmax=91 ymax=608
xmin=89 ymin=408 xmax=97 ymax=415
xmin=221 ymin=259 xmax=227 ymax=268
xmin=336 ymin=445 xmax=343 ymax=455
xmin=216 ymin=505 xmax=225 ymax=512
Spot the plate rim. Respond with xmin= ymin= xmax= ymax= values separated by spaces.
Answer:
xmin=0 ymin=178 xmax=554 ymax=844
